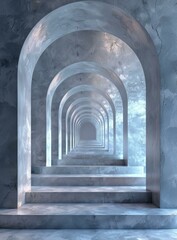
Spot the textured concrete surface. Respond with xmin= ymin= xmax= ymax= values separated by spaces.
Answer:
xmin=0 ymin=203 xmax=177 ymax=229
xmin=32 ymin=174 xmax=146 ymax=186
xmin=27 ymin=186 xmax=148 ymax=192
xmin=18 ymin=0 xmax=159 ymax=206
xmin=32 ymin=166 xmax=144 ymax=174
xmin=26 ymin=186 xmax=151 ymax=203
xmin=0 ymin=0 xmax=177 ymax=209
xmin=0 ymin=229 xmax=177 ymax=240
xmin=53 ymin=159 xmax=126 ymax=165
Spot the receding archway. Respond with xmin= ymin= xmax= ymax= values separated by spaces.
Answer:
xmin=57 ymin=85 xmax=116 ymax=160
xmin=65 ymin=97 xmax=110 ymax=155
xmin=71 ymin=107 xmax=106 ymax=150
xmin=46 ymin=61 xmax=127 ymax=164
xmin=79 ymin=122 xmax=97 ymax=141
xmin=18 ymin=1 xmax=160 ymax=207
xmin=32 ymin=30 xmax=145 ymax=168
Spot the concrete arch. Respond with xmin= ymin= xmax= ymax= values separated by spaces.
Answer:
xmin=57 ymin=91 xmax=113 ymax=159
xmin=57 ymin=85 xmax=116 ymax=160
xmin=67 ymin=104 xmax=109 ymax=150
xmin=74 ymin=115 xmax=104 ymax=154
xmin=76 ymin=121 xmax=104 ymax=150
xmin=31 ymin=30 xmax=145 ymax=167
xmin=76 ymin=114 xmax=107 ymax=149
xmin=18 ymin=1 xmax=160 ymax=206
xmin=74 ymin=112 xmax=105 ymax=150
xmin=47 ymin=61 xmax=126 ymax=163
xmin=71 ymin=106 xmax=107 ymax=151
xmin=65 ymin=97 xmax=110 ymax=154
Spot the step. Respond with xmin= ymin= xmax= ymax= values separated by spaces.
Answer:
xmin=1 ymin=203 xmax=177 ymax=229
xmin=75 ymin=143 xmax=105 ymax=147
xmin=32 ymin=166 xmax=144 ymax=175
xmin=63 ymin=154 xmax=121 ymax=160
xmin=1 ymin=229 xmax=177 ymax=239
xmin=55 ymin=159 xmax=126 ymax=166
xmin=32 ymin=174 xmax=146 ymax=186
xmin=26 ymin=186 xmax=151 ymax=203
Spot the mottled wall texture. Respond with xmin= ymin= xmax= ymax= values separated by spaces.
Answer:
xmin=0 ymin=0 xmax=177 ymax=208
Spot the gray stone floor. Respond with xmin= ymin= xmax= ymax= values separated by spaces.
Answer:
xmin=0 ymin=229 xmax=177 ymax=239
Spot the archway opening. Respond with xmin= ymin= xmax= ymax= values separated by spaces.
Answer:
xmin=18 ymin=1 xmax=160 ymax=207
xmin=79 ymin=121 xmax=97 ymax=141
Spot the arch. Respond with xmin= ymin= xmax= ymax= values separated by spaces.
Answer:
xmin=66 ymin=93 xmax=114 ymax=155
xmin=32 ymin=30 xmax=145 ymax=167
xmin=18 ymin=1 xmax=160 ymax=206
xmin=73 ymin=115 xmax=105 ymax=155
xmin=47 ymin=61 xmax=126 ymax=163
xmin=65 ymin=97 xmax=110 ymax=154
xmin=71 ymin=106 xmax=106 ymax=150
xmin=69 ymin=103 xmax=108 ymax=149
xmin=74 ymin=113 xmax=104 ymax=148
xmin=57 ymin=85 xmax=116 ymax=160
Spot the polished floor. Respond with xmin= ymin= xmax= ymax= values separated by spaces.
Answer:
xmin=0 ymin=229 xmax=177 ymax=239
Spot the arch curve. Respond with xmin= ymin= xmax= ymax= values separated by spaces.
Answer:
xmin=18 ymin=1 xmax=160 ymax=206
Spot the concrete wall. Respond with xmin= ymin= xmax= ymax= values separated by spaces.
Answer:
xmin=0 ymin=0 xmax=177 ymax=208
